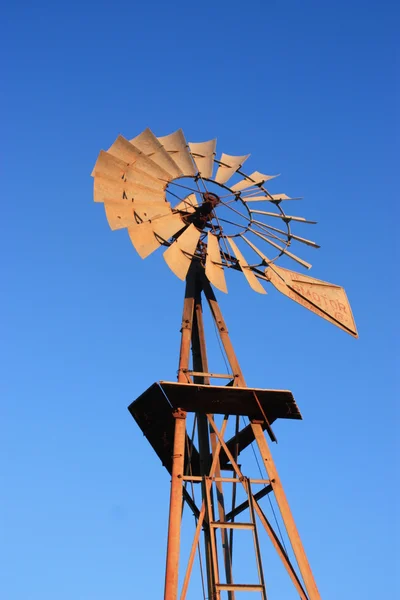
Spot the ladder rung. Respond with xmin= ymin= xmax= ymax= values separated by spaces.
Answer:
xmin=216 ymin=584 xmax=264 ymax=592
xmin=210 ymin=521 xmax=254 ymax=530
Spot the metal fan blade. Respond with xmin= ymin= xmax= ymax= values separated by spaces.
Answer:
xmin=205 ymin=233 xmax=227 ymax=293
xmin=108 ymin=135 xmax=172 ymax=182
xmin=251 ymin=229 xmax=312 ymax=269
xmin=128 ymin=213 xmax=185 ymax=259
xmin=91 ymin=150 xmax=127 ymax=180
xmin=250 ymin=220 xmax=320 ymax=249
xmin=241 ymin=235 xmax=272 ymax=264
xmin=189 ymin=140 xmax=216 ymax=178
xmin=163 ymin=224 xmax=201 ymax=280
xmin=174 ymin=193 xmax=198 ymax=213
xmin=251 ymin=210 xmax=317 ymax=224
xmin=126 ymin=167 xmax=166 ymax=192
xmin=226 ymin=237 xmax=267 ymax=294
xmin=104 ymin=200 xmax=171 ymax=231
xmin=130 ymin=128 xmax=182 ymax=179
xmin=214 ymin=153 xmax=250 ymax=185
xmin=265 ymin=266 xmax=358 ymax=338
xmin=94 ymin=174 xmax=166 ymax=204
xmin=104 ymin=201 xmax=135 ymax=230
xmin=289 ymin=233 xmax=320 ymax=248
xmin=157 ymin=130 xmax=196 ymax=176
xmin=230 ymin=171 xmax=279 ymax=192
xmin=245 ymin=194 xmax=301 ymax=202
xmin=92 ymin=151 xmax=166 ymax=192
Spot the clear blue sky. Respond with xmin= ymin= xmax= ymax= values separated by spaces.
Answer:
xmin=1 ymin=1 xmax=398 ymax=598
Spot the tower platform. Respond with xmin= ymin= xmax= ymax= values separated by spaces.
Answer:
xmin=128 ymin=381 xmax=302 ymax=475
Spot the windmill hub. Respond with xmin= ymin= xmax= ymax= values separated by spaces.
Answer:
xmin=185 ymin=191 xmax=220 ymax=230
xmin=202 ymin=191 xmax=220 ymax=209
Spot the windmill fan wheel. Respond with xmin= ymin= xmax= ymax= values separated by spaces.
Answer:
xmin=92 ymin=127 xmax=358 ymax=337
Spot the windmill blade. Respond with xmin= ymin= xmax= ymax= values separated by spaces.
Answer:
xmin=226 ymin=237 xmax=267 ymax=294
xmin=251 ymin=223 xmax=288 ymax=244
xmin=103 ymin=200 xmax=171 ymax=231
xmin=269 ymin=193 xmax=298 ymax=202
xmin=174 ymin=193 xmax=198 ymax=213
xmin=241 ymin=235 xmax=288 ymax=279
xmin=126 ymin=166 xmax=167 ymax=192
xmin=108 ymin=135 xmax=172 ymax=182
xmin=250 ymin=228 xmax=312 ymax=269
xmin=94 ymin=174 xmax=166 ymax=204
xmin=251 ymin=209 xmax=317 ymax=224
xmin=91 ymin=150 xmax=128 ymax=180
xmin=241 ymin=235 xmax=276 ymax=265
xmin=250 ymin=221 xmax=320 ymax=249
xmin=128 ymin=213 xmax=185 ymax=259
xmin=205 ymin=233 xmax=227 ymax=293
xmin=230 ymin=171 xmax=279 ymax=192
xmin=289 ymin=232 xmax=320 ymax=248
xmin=130 ymin=128 xmax=183 ymax=179
xmin=158 ymin=130 xmax=196 ymax=176
xmin=189 ymin=140 xmax=216 ymax=178
xmin=214 ymin=153 xmax=250 ymax=185
xmin=92 ymin=151 xmax=166 ymax=192
xmin=245 ymin=194 xmax=301 ymax=202
xmin=264 ymin=265 xmax=358 ymax=338
xmin=104 ymin=201 xmax=135 ymax=230
xmin=163 ymin=224 xmax=201 ymax=280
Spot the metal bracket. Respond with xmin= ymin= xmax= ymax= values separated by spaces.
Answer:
xmin=172 ymin=408 xmax=186 ymax=419
xmin=183 ymin=370 xmax=234 ymax=380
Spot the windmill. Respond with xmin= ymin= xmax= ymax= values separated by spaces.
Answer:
xmin=92 ymin=128 xmax=357 ymax=599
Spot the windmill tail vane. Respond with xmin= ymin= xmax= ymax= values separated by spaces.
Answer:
xmin=92 ymin=126 xmax=357 ymax=337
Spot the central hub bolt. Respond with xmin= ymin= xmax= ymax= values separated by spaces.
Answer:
xmin=202 ymin=192 xmax=220 ymax=210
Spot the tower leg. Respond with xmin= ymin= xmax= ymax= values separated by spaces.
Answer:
xmin=251 ymin=423 xmax=321 ymax=600
xmin=164 ymin=410 xmax=186 ymax=600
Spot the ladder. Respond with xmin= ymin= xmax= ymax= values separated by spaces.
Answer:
xmin=204 ymin=475 xmax=268 ymax=599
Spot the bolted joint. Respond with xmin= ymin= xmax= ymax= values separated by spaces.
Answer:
xmin=172 ymin=408 xmax=186 ymax=419
xmin=180 ymin=318 xmax=192 ymax=331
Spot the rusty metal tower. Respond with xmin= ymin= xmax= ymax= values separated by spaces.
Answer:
xmin=92 ymin=128 xmax=357 ymax=599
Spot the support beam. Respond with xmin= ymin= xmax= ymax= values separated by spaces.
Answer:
xmin=202 ymin=277 xmax=246 ymax=387
xmin=225 ymin=484 xmax=273 ymax=522
xmin=164 ymin=410 xmax=187 ymax=600
xmin=251 ymin=422 xmax=321 ymax=600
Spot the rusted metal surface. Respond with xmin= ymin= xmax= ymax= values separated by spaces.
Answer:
xmin=126 ymin=271 xmax=323 ymax=599
xmin=164 ymin=409 xmax=186 ymax=600
xmin=190 ymin=290 xmax=215 ymax=599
